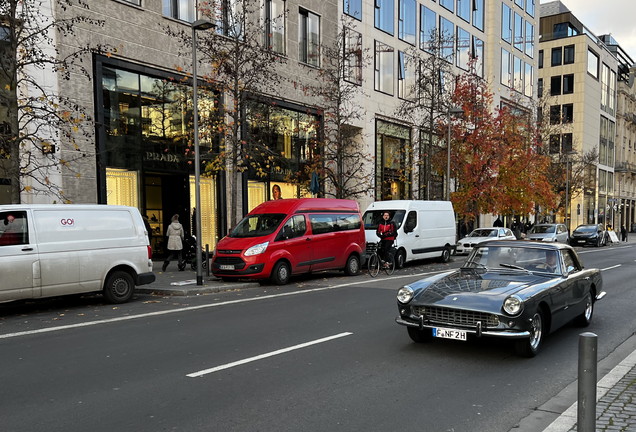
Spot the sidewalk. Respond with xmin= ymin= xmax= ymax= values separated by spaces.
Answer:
xmin=136 ymin=260 xmax=261 ymax=296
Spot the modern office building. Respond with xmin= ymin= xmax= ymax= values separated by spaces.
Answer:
xmin=539 ymin=0 xmax=619 ymax=228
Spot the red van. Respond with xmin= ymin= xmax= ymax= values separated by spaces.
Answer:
xmin=212 ymin=198 xmax=366 ymax=285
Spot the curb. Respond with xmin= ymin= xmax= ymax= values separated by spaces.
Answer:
xmin=137 ymin=281 xmax=262 ymax=296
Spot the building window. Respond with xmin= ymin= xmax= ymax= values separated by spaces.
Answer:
xmin=563 ymin=74 xmax=574 ymax=94
xmin=514 ymin=0 xmax=523 ymax=8
xmin=344 ymin=0 xmax=362 ymax=20
xmin=398 ymin=0 xmax=417 ymax=45
xmin=215 ymin=0 xmax=243 ymax=37
xmin=550 ymin=105 xmax=561 ymax=125
xmin=562 ymin=133 xmax=573 ymax=152
xmin=375 ymin=0 xmax=395 ymax=35
xmin=299 ymin=9 xmax=320 ymax=67
xmin=562 ymin=103 xmax=573 ymax=123
xmin=420 ymin=6 xmax=436 ymax=53
xmin=564 ymin=44 xmax=575 ymax=64
xmin=588 ymin=48 xmax=599 ymax=78
xmin=551 ymin=47 xmax=562 ymax=67
xmin=538 ymin=78 xmax=543 ymax=97
xmin=526 ymin=0 xmax=535 ymax=17
xmin=608 ymin=120 xmax=615 ymax=167
xmin=513 ymin=56 xmax=523 ymax=93
xmin=514 ymin=13 xmax=523 ymax=51
xmin=538 ymin=49 xmax=543 ymax=69
xmin=440 ymin=16 xmax=454 ymax=63
xmin=473 ymin=0 xmax=484 ymax=31
xmin=549 ymin=135 xmax=560 ymax=154
xmin=550 ymin=75 xmax=561 ymax=95
xmin=457 ymin=0 xmax=470 ymax=22
xmin=472 ymin=36 xmax=484 ymax=77
xmin=122 ymin=0 xmax=141 ymax=4
xmin=376 ymin=120 xmax=411 ymax=200
xmin=440 ymin=0 xmax=454 ymax=13
xmin=266 ymin=0 xmax=285 ymax=54
xmin=163 ymin=0 xmax=196 ymax=22
xmin=601 ymin=63 xmax=610 ymax=112
xmin=502 ymin=4 xmax=512 ymax=44
xmin=525 ymin=21 xmax=534 ymax=57
xmin=456 ymin=27 xmax=470 ymax=70
xmin=525 ymin=63 xmax=533 ymax=97
xmin=375 ymin=40 xmax=394 ymax=95
xmin=398 ymin=51 xmax=415 ymax=99
xmin=600 ymin=116 xmax=608 ymax=165
xmin=344 ymin=28 xmax=362 ymax=85
xmin=609 ymin=70 xmax=616 ymax=116
xmin=501 ymin=48 xmax=511 ymax=87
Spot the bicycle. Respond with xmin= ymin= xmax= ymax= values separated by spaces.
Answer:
xmin=367 ymin=241 xmax=395 ymax=277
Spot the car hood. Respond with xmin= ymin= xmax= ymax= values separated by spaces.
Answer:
xmin=571 ymin=232 xmax=595 ymax=238
xmin=459 ymin=236 xmax=494 ymax=244
xmin=526 ymin=233 xmax=554 ymax=240
xmin=408 ymin=270 xmax=555 ymax=311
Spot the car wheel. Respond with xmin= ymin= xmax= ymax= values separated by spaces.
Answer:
xmin=103 ymin=271 xmax=135 ymax=304
xmin=514 ymin=309 xmax=544 ymax=358
xmin=396 ymin=249 xmax=406 ymax=269
xmin=440 ymin=246 xmax=451 ymax=263
xmin=344 ymin=254 xmax=360 ymax=276
xmin=573 ymin=293 xmax=594 ymax=327
xmin=407 ymin=327 xmax=433 ymax=343
xmin=271 ymin=261 xmax=290 ymax=285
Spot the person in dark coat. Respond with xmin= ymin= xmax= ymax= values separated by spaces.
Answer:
xmin=493 ymin=216 xmax=503 ymax=227
xmin=142 ymin=215 xmax=152 ymax=246
xmin=621 ymin=225 xmax=628 ymax=242
xmin=376 ymin=211 xmax=397 ymax=267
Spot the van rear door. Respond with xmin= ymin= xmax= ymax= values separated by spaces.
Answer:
xmin=0 ymin=210 xmax=39 ymax=301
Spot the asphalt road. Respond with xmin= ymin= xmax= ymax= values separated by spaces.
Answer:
xmin=1 ymin=243 xmax=635 ymax=432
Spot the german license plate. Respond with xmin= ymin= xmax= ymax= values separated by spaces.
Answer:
xmin=433 ymin=327 xmax=467 ymax=341
xmin=220 ymin=264 xmax=234 ymax=270
xmin=578 ymin=240 xmax=585 ymax=244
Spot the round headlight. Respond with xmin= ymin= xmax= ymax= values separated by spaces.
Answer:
xmin=503 ymin=295 xmax=523 ymax=315
xmin=397 ymin=286 xmax=414 ymax=304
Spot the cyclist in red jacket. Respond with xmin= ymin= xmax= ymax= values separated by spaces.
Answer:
xmin=376 ymin=211 xmax=397 ymax=268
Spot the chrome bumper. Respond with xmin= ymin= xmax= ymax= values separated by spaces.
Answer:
xmin=395 ymin=317 xmax=531 ymax=339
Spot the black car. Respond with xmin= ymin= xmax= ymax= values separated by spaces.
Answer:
xmin=569 ymin=224 xmax=607 ymax=247
xmin=395 ymin=241 xmax=605 ymax=357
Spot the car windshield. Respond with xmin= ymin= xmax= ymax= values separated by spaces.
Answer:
xmin=469 ymin=229 xmax=498 ymax=237
xmin=229 ymin=214 xmax=286 ymax=238
xmin=530 ymin=225 xmax=555 ymax=234
xmin=574 ymin=225 xmax=597 ymax=233
xmin=465 ymin=245 xmax=561 ymax=275
xmin=362 ymin=210 xmax=406 ymax=230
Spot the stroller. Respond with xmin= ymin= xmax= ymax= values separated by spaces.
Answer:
xmin=178 ymin=235 xmax=209 ymax=271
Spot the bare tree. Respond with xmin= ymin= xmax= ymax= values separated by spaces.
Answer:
xmin=166 ymin=0 xmax=288 ymax=226
xmin=0 ymin=0 xmax=112 ymax=203
xmin=290 ymin=17 xmax=374 ymax=199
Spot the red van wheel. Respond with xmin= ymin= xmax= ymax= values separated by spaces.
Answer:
xmin=344 ymin=255 xmax=360 ymax=276
xmin=271 ymin=261 xmax=290 ymax=285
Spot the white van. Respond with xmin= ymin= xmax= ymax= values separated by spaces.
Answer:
xmin=362 ymin=200 xmax=456 ymax=268
xmin=0 ymin=204 xmax=155 ymax=304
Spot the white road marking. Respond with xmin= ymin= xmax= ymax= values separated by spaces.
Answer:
xmin=0 ymin=270 xmax=445 ymax=340
xmin=577 ymin=245 xmax=633 ymax=254
xmin=601 ymin=265 xmax=621 ymax=271
xmin=186 ymin=332 xmax=353 ymax=378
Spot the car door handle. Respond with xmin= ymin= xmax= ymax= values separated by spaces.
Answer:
xmin=306 ymin=238 xmax=312 ymax=241
xmin=415 ymin=235 xmax=419 ymax=237
xmin=22 ymin=247 xmax=33 ymax=251
xmin=585 ymin=277 xmax=590 ymax=281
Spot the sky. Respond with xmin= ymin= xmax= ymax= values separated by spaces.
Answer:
xmin=540 ymin=0 xmax=636 ymax=61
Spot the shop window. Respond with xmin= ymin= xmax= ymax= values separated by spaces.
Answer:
xmin=376 ymin=120 xmax=411 ymax=200
xmin=106 ymin=168 xmax=139 ymax=208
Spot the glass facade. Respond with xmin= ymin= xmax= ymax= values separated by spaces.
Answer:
xmin=344 ymin=0 xmax=362 ymax=20
xmin=344 ymin=27 xmax=363 ymax=85
xmin=375 ymin=41 xmax=394 ymax=95
xmin=502 ymin=4 xmax=512 ymax=45
xmin=398 ymin=0 xmax=416 ymax=45
xmin=375 ymin=0 xmax=395 ymax=35
xmin=456 ymin=27 xmax=470 ymax=70
xmin=299 ymin=9 xmax=320 ymax=67
xmin=440 ymin=17 xmax=454 ymax=63
xmin=376 ymin=120 xmax=411 ymax=200
xmin=398 ymin=51 xmax=415 ymax=100
xmin=420 ymin=6 xmax=436 ymax=53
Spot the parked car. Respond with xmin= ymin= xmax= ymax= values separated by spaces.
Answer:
xmin=363 ymin=200 xmax=456 ymax=268
xmin=0 ymin=204 xmax=155 ymax=304
xmin=395 ymin=241 xmax=605 ymax=357
xmin=212 ymin=198 xmax=365 ymax=285
xmin=455 ymin=227 xmax=516 ymax=255
xmin=526 ymin=223 xmax=569 ymax=243
xmin=570 ymin=224 xmax=608 ymax=247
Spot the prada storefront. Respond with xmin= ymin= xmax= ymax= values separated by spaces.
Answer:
xmin=95 ymin=56 xmax=222 ymax=257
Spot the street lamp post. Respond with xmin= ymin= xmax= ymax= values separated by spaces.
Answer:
xmin=192 ymin=19 xmax=215 ymax=286
xmin=446 ymin=106 xmax=464 ymax=201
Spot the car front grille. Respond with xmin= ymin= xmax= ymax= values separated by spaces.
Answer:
xmin=214 ymin=257 xmax=245 ymax=265
xmin=412 ymin=306 xmax=500 ymax=328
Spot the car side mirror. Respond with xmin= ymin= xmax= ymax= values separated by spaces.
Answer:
xmin=404 ymin=223 xmax=414 ymax=233
xmin=566 ymin=265 xmax=576 ymax=274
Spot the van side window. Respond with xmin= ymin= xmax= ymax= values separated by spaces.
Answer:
xmin=309 ymin=214 xmax=335 ymax=234
xmin=404 ymin=211 xmax=417 ymax=232
xmin=277 ymin=215 xmax=307 ymax=241
xmin=335 ymin=214 xmax=361 ymax=231
xmin=0 ymin=211 xmax=29 ymax=246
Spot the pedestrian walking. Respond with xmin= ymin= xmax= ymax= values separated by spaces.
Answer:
xmin=162 ymin=214 xmax=184 ymax=272
xmin=621 ymin=225 xmax=628 ymax=242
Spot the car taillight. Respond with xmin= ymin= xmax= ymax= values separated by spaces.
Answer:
xmin=147 ymin=246 xmax=152 ymax=259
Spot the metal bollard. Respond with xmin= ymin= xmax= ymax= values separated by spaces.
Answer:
xmin=577 ymin=332 xmax=597 ymax=432
xmin=205 ymin=244 xmax=210 ymax=277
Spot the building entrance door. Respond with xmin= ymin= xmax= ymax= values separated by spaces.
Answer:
xmin=145 ymin=173 xmax=190 ymax=258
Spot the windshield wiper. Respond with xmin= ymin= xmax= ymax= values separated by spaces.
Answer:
xmin=499 ymin=263 xmax=530 ymax=273
xmin=461 ymin=262 xmax=489 ymax=271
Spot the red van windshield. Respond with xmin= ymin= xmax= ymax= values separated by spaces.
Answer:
xmin=229 ymin=213 xmax=286 ymax=238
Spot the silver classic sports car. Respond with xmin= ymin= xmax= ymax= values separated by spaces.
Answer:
xmin=395 ymin=241 xmax=605 ymax=357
